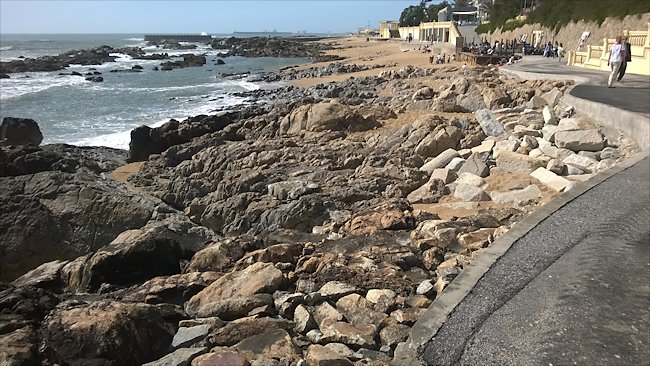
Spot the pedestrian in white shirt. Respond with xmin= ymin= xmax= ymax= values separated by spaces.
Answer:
xmin=607 ymin=35 xmax=624 ymax=88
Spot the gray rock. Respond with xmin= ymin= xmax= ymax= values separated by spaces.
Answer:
xmin=142 ymin=347 xmax=207 ymax=366
xmin=542 ymin=106 xmax=557 ymax=125
xmin=541 ymin=88 xmax=563 ymax=108
xmin=445 ymin=157 xmax=466 ymax=171
xmin=171 ymin=325 xmax=210 ymax=349
xmin=554 ymin=129 xmax=605 ymax=152
xmin=530 ymin=167 xmax=571 ymax=192
xmin=527 ymin=95 xmax=548 ymax=109
xmin=563 ymin=154 xmax=598 ymax=173
xmin=454 ymin=184 xmax=490 ymax=202
xmin=475 ymin=109 xmax=506 ymax=137
xmin=416 ymin=279 xmax=435 ymax=296
xmin=318 ymin=281 xmax=358 ymax=300
xmin=406 ymin=178 xmax=446 ymax=204
xmin=599 ymin=147 xmax=619 ymax=160
xmin=294 ymin=304 xmax=317 ymax=333
xmin=379 ymin=324 xmax=410 ymax=347
xmin=489 ymin=185 xmax=543 ymax=205
xmin=457 ymin=152 xmax=489 ymax=178
xmin=496 ymin=150 xmax=544 ymax=174
xmin=419 ymin=148 xmax=460 ymax=174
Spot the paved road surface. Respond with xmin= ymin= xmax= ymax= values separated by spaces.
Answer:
xmin=505 ymin=56 xmax=650 ymax=117
xmin=420 ymin=156 xmax=650 ymax=365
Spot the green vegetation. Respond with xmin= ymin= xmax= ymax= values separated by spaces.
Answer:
xmin=399 ymin=1 xmax=448 ymax=26
xmin=475 ymin=0 xmax=650 ymax=34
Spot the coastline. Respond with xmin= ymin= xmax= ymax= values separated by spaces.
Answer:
xmin=1 ymin=34 xmax=643 ymax=365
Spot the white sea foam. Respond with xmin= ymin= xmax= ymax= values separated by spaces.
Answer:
xmin=0 ymin=46 xmax=12 ymax=51
xmin=0 ymin=72 xmax=87 ymax=100
xmin=124 ymin=38 xmax=144 ymax=41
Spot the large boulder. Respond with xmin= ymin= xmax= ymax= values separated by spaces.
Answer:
xmin=67 ymin=224 xmax=201 ymax=292
xmin=43 ymin=300 xmax=173 ymax=365
xmin=0 ymin=170 xmax=155 ymax=282
xmin=0 ymin=117 xmax=43 ymax=146
xmin=279 ymin=100 xmax=378 ymax=135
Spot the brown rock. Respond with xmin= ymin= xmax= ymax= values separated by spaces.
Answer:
xmin=123 ymin=272 xmax=221 ymax=305
xmin=208 ymin=316 xmax=294 ymax=347
xmin=320 ymin=322 xmax=377 ymax=348
xmin=305 ymin=344 xmax=354 ymax=366
xmin=379 ymin=323 xmax=410 ymax=347
xmin=237 ymin=243 xmax=303 ymax=266
xmin=44 ymin=300 xmax=172 ymax=365
xmin=234 ymin=329 xmax=301 ymax=362
xmin=390 ymin=308 xmax=426 ymax=325
xmin=186 ymin=262 xmax=284 ymax=317
xmin=335 ymin=294 xmax=388 ymax=325
xmin=191 ymin=348 xmax=250 ymax=366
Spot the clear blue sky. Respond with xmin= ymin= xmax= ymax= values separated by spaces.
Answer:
xmin=0 ymin=0 xmax=442 ymax=34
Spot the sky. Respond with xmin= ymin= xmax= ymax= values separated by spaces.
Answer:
xmin=0 ymin=0 xmax=442 ymax=34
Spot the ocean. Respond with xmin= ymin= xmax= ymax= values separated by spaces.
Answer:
xmin=0 ymin=33 xmax=309 ymax=149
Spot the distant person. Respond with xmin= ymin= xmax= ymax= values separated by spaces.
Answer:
xmin=607 ymin=35 xmax=625 ymax=88
xmin=617 ymin=36 xmax=632 ymax=81
xmin=557 ymin=43 xmax=565 ymax=62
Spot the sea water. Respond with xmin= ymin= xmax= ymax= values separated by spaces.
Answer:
xmin=0 ymin=33 xmax=308 ymax=149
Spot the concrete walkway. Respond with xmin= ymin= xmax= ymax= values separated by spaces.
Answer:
xmin=395 ymin=57 xmax=650 ymax=365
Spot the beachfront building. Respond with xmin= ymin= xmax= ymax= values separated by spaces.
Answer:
xmin=379 ymin=19 xmax=464 ymax=46
xmin=437 ymin=5 xmax=480 ymax=25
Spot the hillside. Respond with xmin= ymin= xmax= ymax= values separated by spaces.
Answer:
xmin=486 ymin=13 xmax=650 ymax=52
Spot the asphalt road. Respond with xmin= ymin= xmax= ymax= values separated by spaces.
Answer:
xmin=420 ymin=157 xmax=650 ymax=365
xmin=505 ymin=56 xmax=650 ymax=116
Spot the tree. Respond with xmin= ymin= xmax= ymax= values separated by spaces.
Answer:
xmin=425 ymin=1 xmax=449 ymax=22
xmin=399 ymin=5 xmax=427 ymax=26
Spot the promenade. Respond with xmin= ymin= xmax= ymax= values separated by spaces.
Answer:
xmin=396 ymin=56 xmax=650 ymax=365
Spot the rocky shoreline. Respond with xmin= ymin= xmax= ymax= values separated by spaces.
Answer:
xmin=0 ymin=50 xmax=639 ymax=365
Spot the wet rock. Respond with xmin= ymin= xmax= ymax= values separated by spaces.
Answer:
xmin=0 ymin=117 xmax=43 ymax=146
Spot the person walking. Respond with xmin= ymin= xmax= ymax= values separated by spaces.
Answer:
xmin=557 ymin=42 xmax=565 ymax=63
xmin=617 ymin=36 xmax=632 ymax=81
xmin=607 ymin=35 xmax=625 ymax=88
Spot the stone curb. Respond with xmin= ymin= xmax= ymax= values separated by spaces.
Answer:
xmin=394 ymin=151 xmax=649 ymax=365
xmin=498 ymin=67 xmax=650 ymax=151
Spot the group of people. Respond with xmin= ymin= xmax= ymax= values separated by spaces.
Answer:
xmin=428 ymin=52 xmax=455 ymax=64
xmin=608 ymin=35 xmax=632 ymax=88
xmin=543 ymin=41 xmax=566 ymax=62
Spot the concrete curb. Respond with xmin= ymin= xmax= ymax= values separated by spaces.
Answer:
xmin=499 ymin=67 xmax=650 ymax=151
xmin=394 ymin=151 xmax=649 ymax=365
xmin=394 ymin=64 xmax=650 ymax=364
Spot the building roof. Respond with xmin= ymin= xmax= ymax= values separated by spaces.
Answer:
xmin=450 ymin=6 xmax=478 ymax=12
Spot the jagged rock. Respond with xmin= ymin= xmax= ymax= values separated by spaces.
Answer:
xmin=554 ymin=129 xmax=605 ymax=152
xmin=365 ymin=289 xmax=397 ymax=304
xmin=527 ymin=95 xmax=548 ymax=109
xmin=294 ymin=304 xmax=317 ymax=333
xmin=318 ymin=281 xmax=359 ymax=300
xmin=320 ymin=322 xmax=377 ymax=348
xmin=172 ymin=325 xmax=211 ymax=349
xmin=379 ymin=324 xmax=410 ymax=347
xmin=406 ymin=178 xmax=446 ymax=204
xmin=599 ymin=147 xmax=619 ymax=160
xmin=406 ymin=295 xmax=432 ymax=308
xmin=305 ymin=344 xmax=354 ymax=366
xmin=335 ymin=294 xmax=387 ymax=325
xmin=412 ymin=86 xmax=435 ymax=100
xmin=184 ymin=237 xmax=257 ymax=273
xmin=234 ymin=329 xmax=301 ymax=362
xmin=11 ymin=260 xmax=68 ymax=293
xmin=416 ymin=280 xmax=435 ymax=296
xmin=530 ymin=167 xmax=571 ymax=192
xmin=419 ymin=149 xmax=460 ymax=174
xmin=542 ymin=106 xmax=558 ymax=125
xmin=390 ymin=308 xmax=426 ymax=325
xmin=143 ymin=347 xmax=208 ymax=366
xmin=541 ymin=88 xmax=563 ymax=107
xmin=482 ymin=86 xmax=511 ymax=109
xmin=0 ymin=117 xmax=43 ymax=146
xmin=475 ymin=109 xmax=506 ymax=137
xmin=44 ymin=300 xmax=172 ymax=365
xmin=415 ymin=126 xmax=462 ymax=158
xmin=313 ymin=302 xmax=344 ymax=327
xmin=563 ymin=154 xmax=598 ymax=173
xmin=123 ymin=272 xmax=221 ymax=305
xmin=279 ymin=100 xmax=377 ymax=135
xmin=207 ymin=316 xmax=294 ymax=347
xmin=496 ymin=150 xmax=544 ymax=174
xmin=69 ymin=225 xmax=199 ymax=292
xmin=490 ymin=185 xmax=543 ymax=205
xmin=430 ymin=168 xmax=458 ymax=184
xmin=453 ymin=184 xmax=490 ymax=202
xmin=191 ymin=349 xmax=249 ymax=366
xmin=458 ymin=228 xmax=493 ymax=250
xmin=457 ymin=152 xmax=489 ymax=177
xmin=186 ymin=262 xmax=283 ymax=317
